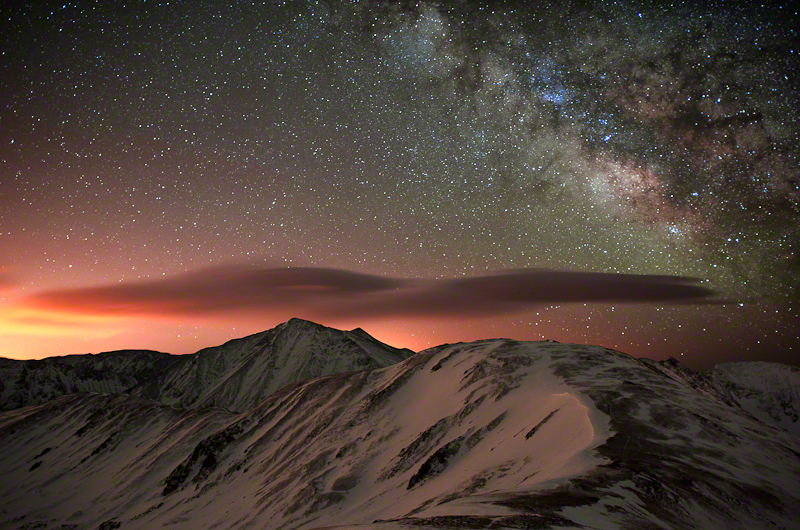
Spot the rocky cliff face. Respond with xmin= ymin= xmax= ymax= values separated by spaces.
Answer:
xmin=2 ymin=338 xmax=798 ymax=530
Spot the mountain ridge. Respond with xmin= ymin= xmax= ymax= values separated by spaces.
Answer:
xmin=642 ymin=356 xmax=800 ymax=438
xmin=0 ymin=349 xmax=180 ymax=412
xmin=128 ymin=317 xmax=414 ymax=412
xmin=0 ymin=318 xmax=414 ymax=414
xmin=1 ymin=337 xmax=797 ymax=529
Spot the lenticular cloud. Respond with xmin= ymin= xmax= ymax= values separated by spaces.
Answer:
xmin=26 ymin=265 xmax=716 ymax=320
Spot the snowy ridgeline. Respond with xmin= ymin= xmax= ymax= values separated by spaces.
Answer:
xmin=0 ymin=318 xmax=414 ymax=413
xmin=644 ymin=356 xmax=800 ymax=438
xmin=1 ymin=326 xmax=799 ymax=530
xmin=0 ymin=349 xmax=179 ymax=411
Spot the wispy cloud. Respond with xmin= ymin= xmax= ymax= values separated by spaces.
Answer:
xmin=0 ymin=267 xmax=18 ymax=293
xmin=24 ymin=265 xmax=716 ymax=321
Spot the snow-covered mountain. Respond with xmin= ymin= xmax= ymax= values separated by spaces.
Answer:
xmin=0 ymin=350 xmax=179 ymax=411
xmin=1 ymin=337 xmax=798 ymax=530
xmin=128 ymin=318 xmax=414 ymax=412
xmin=643 ymin=357 xmax=800 ymax=438
xmin=0 ymin=318 xmax=413 ymax=414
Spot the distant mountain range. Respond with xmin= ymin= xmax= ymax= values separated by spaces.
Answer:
xmin=0 ymin=318 xmax=413 ymax=413
xmin=0 ymin=349 xmax=180 ymax=411
xmin=1 ymin=320 xmax=798 ymax=530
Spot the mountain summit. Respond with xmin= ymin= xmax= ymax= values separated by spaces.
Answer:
xmin=0 ymin=318 xmax=413 ymax=413
xmin=129 ymin=317 xmax=414 ymax=412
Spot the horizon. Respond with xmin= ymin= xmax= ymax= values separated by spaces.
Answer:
xmin=2 ymin=311 xmax=792 ymax=372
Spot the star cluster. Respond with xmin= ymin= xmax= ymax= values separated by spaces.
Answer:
xmin=1 ymin=1 xmax=798 ymax=368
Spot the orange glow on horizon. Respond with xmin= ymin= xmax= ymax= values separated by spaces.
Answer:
xmin=0 ymin=305 xmax=127 ymax=337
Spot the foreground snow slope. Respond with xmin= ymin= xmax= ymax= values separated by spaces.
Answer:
xmin=1 ymin=340 xmax=798 ymax=530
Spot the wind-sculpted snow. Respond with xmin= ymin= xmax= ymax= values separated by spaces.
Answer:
xmin=1 ymin=339 xmax=799 ymax=530
xmin=128 ymin=318 xmax=414 ymax=413
xmin=0 ymin=350 xmax=180 ymax=411
xmin=150 ymin=339 xmax=607 ymax=529
xmin=537 ymin=346 xmax=800 ymax=529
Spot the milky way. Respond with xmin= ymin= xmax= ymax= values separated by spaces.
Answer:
xmin=1 ymin=1 xmax=798 ymax=368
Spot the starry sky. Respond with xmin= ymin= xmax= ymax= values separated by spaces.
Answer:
xmin=1 ymin=0 xmax=798 ymax=369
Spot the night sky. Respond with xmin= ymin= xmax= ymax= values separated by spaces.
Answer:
xmin=1 ymin=0 xmax=798 ymax=370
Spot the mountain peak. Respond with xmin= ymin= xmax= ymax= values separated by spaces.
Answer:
xmin=1 ymin=319 xmax=414 ymax=413
xmin=282 ymin=317 xmax=322 ymax=328
xmin=128 ymin=318 xmax=414 ymax=412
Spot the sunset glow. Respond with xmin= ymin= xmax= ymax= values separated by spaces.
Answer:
xmin=2 ymin=1 xmax=798 ymax=369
